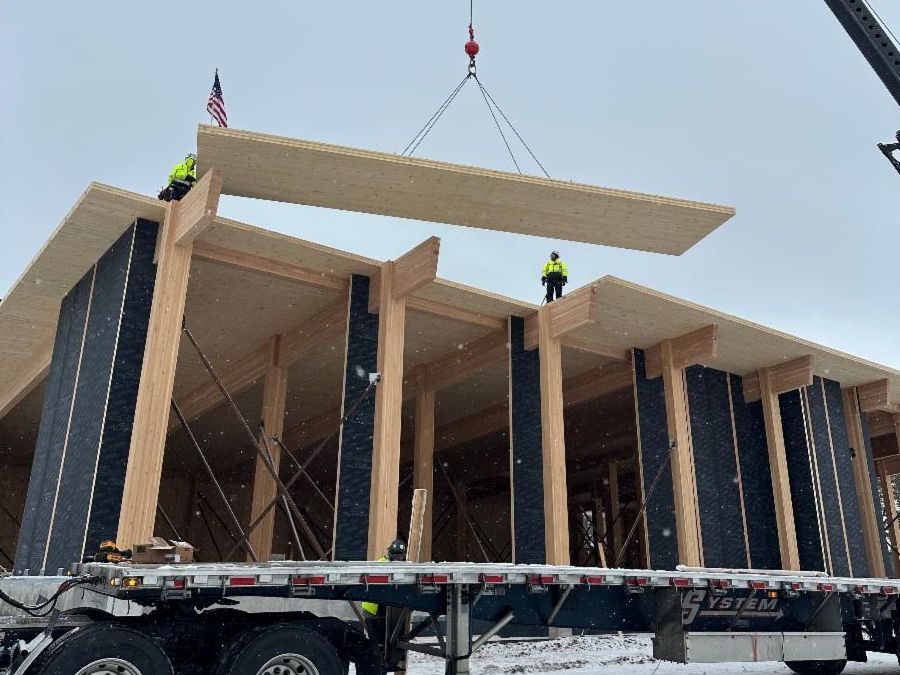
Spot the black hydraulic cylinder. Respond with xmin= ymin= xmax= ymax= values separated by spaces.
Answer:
xmin=823 ymin=0 xmax=900 ymax=106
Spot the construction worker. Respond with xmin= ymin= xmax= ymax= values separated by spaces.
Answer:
xmin=361 ymin=539 xmax=407 ymax=651
xmin=158 ymin=153 xmax=198 ymax=202
xmin=541 ymin=250 xmax=568 ymax=303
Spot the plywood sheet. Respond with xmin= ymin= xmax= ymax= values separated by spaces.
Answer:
xmin=197 ymin=126 xmax=735 ymax=254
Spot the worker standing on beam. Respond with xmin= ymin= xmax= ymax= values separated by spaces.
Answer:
xmin=541 ymin=250 xmax=568 ymax=303
xmin=158 ymin=153 xmax=198 ymax=202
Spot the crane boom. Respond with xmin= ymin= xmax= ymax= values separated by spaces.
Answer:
xmin=822 ymin=0 xmax=900 ymax=171
xmin=824 ymin=0 xmax=900 ymax=106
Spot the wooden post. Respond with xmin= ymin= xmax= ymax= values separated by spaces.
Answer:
xmin=116 ymin=203 xmax=194 ymax=548
xmin=367 ymin=262 xmax=407 ymax=559
xmin=248 ymin=336 xmax=288 ymax=561
xmin=758 ymin=367 xmax=801 ymax=571
xmin=407 ymin=489 xmax=427 ymax=562
xmin=116 ymin=171 xmax=222 ymax=549
xmin=659 ymin=339 xmax=703 ymax=567
xmin=608 ymin=461 xmax=622 ymax=557
xmin=538 ymin=306 xmax=570 ymax=565
xmin=413 ymin=370 xmax=435 ymax=561
xmin=842 ymin=387 xmax=887 ymax=577
xmin=878 ymin=463 xmax=900 ymax=576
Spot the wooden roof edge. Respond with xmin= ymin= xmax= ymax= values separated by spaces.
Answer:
xmin=198 ymin=124 xmax=736 ymax=217
xmin=594 ymin=275 xmax=900 ymax=385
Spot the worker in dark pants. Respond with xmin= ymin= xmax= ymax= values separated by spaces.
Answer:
xmin=361 ymin=539 xmax=408 ymax=662
xmin=158 ymin=153 xmax=198 ymax=201
xmin=541 ymin=250 xmax=568 ymax=303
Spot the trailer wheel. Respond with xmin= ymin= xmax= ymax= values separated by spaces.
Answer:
xmin=33 ymin=624 xmax=173 ymax=675
xmin=216 ymin=624 xmax=344 ymax=675
xmin=785 ymin=659 xmax=847 ymax=675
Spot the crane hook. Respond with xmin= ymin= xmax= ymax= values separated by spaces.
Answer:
xmin=465 ymin=23 xmax=480 ymax=75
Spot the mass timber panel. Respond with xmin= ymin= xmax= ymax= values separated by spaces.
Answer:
xmin=758 ymin=368 xmax=801 ymax=571
xmin=868 ymin=411 xmax=898 ymax=438
xmin=333 ymin=276 xmax=378 ymax=560
xmin=197 ymin=125 xmax=734 ymax=254
xmin=537 ymin=307 xmax=570 ymax=566
xmin=0 ymin=184 xmax=164 ymax=419
xmin=117 ymin=200 xmax=202 ymax=548
xmin=170 ymin=298 xmax=347 ymax=431
xmin=742 ymin=356 xmax=814 ymax=403
xmin=192 ymin=241 xmax=347 ymax=291
xmin=413 ymin=371 xmax=435 ymax=561
xmin=367 ymin=262 xmax=407 ymax=559
xmin=508 ymin=317 xmax=546 ymax=564
xmin=573 ymin=277 xmax=900 ymax=391
xmin=857 ymin=379 xmax=900 ymax=413
xmin=644 ymin=325 xmax=718 ymax=380
xmin=369 ymin=238 xmax=440 ymax=313
xmin=16 ymin=221 xmax=157 ymax=573
xmin=842 ymin=387 xmax=886 ymax=577
xmin=427 ymin=331 xmax=509 ymax=392
xmin=0 ymin=341 xmax=51 ymax=420
xmin=171 ymin=169 xmax=223 ymax=246
xmin=406 ymin=296 xmax=506 ymax=332
xmin=659 ymin=340 xmax=702 ymax=566
xmin=248 ymin=337 xmax=288 ymax=562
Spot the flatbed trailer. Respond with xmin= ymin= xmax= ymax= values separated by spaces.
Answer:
xmin=0 ymin=561 xmax=898 ymax=675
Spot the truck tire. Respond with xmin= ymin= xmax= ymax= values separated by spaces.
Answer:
xmin=215 ymin=623 xmax=345 ymax=675
xmin=33 ymin=624 xmax=173 ymax=675
xmin=785 ymin=659 xmax=847 ymax=675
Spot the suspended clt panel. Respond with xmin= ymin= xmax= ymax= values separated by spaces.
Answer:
xmin=197 ymin=126 xmax=735 ymax=255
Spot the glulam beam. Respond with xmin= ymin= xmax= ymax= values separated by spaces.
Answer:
xmin=644 ymin=324 xmax=718 ymax=380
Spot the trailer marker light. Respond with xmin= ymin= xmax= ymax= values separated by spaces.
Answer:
xmin=748 ymin=581 xmax=767 ymax=590
xmin=626 ymin=577 xmax=649 ymax=586
xmin=168 ymin=578 xmax=186 ymax=589
xmin=419 ymin=574 xmax=449 ymax=585
xmin=767 ymin=590 xmax=779 ymax=600
xmin=580 ymin=576 xmax=604 ymax=585
xmin=882 ymin=586 xmax=897 ymax=595
xmin=672 ymin=578 xmax=690 ymax=588
xmin=361 ymin=574 xmax=391 ymax=585
xmin=818 ymin=583 xmax=834 ymax=592
xmin=292 ymin=575 xmax=327 ymax=586
xmin=529 ymin=575 xmax=555 ymax=585
xmin=480 ymin=574 xmax=505 ymax=584
xmin=121 ymin=577 xmax=141 ymax=588
xmin=229 ymin=577 xmax=257 ymax=587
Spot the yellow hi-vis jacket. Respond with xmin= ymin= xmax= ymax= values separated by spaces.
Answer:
xmin=542 ymin=259 xmax=568 ymax=278
xmin=168 ymin=156 xmax=197 ymax=183
xmin=361 ymin=556 xmax=388 ymax=615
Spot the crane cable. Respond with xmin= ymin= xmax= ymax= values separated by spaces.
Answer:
xmin=399 ymin=2 xmax=551 ymax=179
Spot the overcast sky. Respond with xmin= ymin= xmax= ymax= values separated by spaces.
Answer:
xmin=2 ymin=1 xmax=899 ymax=369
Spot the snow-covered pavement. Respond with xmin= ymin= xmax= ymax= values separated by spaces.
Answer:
xmin=404 ymin=634 xmax=900 ymax=674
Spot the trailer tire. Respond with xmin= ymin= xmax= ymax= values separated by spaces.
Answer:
xmin=32 ymin=624 xmax=173 ymax=675
xmin=785 ymin=659 xmax=847 ymax=675
xmin=215 ymin=623 xmax=344 ymax=675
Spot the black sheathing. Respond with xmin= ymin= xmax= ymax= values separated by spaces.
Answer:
xmin=729 ymin=374 xmax=780 ymax=570
xmin=44 ymin=227 xmax=134 ymax=572
xmin=824 ymin=378 xmax=868 ymax=577
xmin=333 ymin=275 xmax=379 ymax=560
xmin=685 ymin=366 xmax=746 ymax=568
xmin=84 ymin=220 xmax=158 ymax=557
xmin=508 ymin=316 xmax=545 ymax=564
xmin=860 ymin=412 xmax=894 ymax=575
xmin=14 ymin=272 xmax=93 ymax=573
xmin=780 ymin=389 xmax=825 ymax=572
xmin=632 ymin=349 xmax=677 ymax=570
xmin=806 ymin=378 xmax=849 ymax=576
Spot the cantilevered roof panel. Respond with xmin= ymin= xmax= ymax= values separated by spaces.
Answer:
xmin=566 ymin=276 xmax=900 ymax=389
xmin=197 ymin=125 xmax=735 ymax=255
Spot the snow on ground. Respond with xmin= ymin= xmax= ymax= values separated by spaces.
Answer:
xmin=402 ymin=634 xmax=900 ymax=675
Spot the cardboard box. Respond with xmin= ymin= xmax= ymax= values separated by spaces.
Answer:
xmin=131 ymin=537 xmax=195 ymax=564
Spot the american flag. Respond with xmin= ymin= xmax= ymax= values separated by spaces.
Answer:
xmin=207 ymin=69 xmax=227 ymax=128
